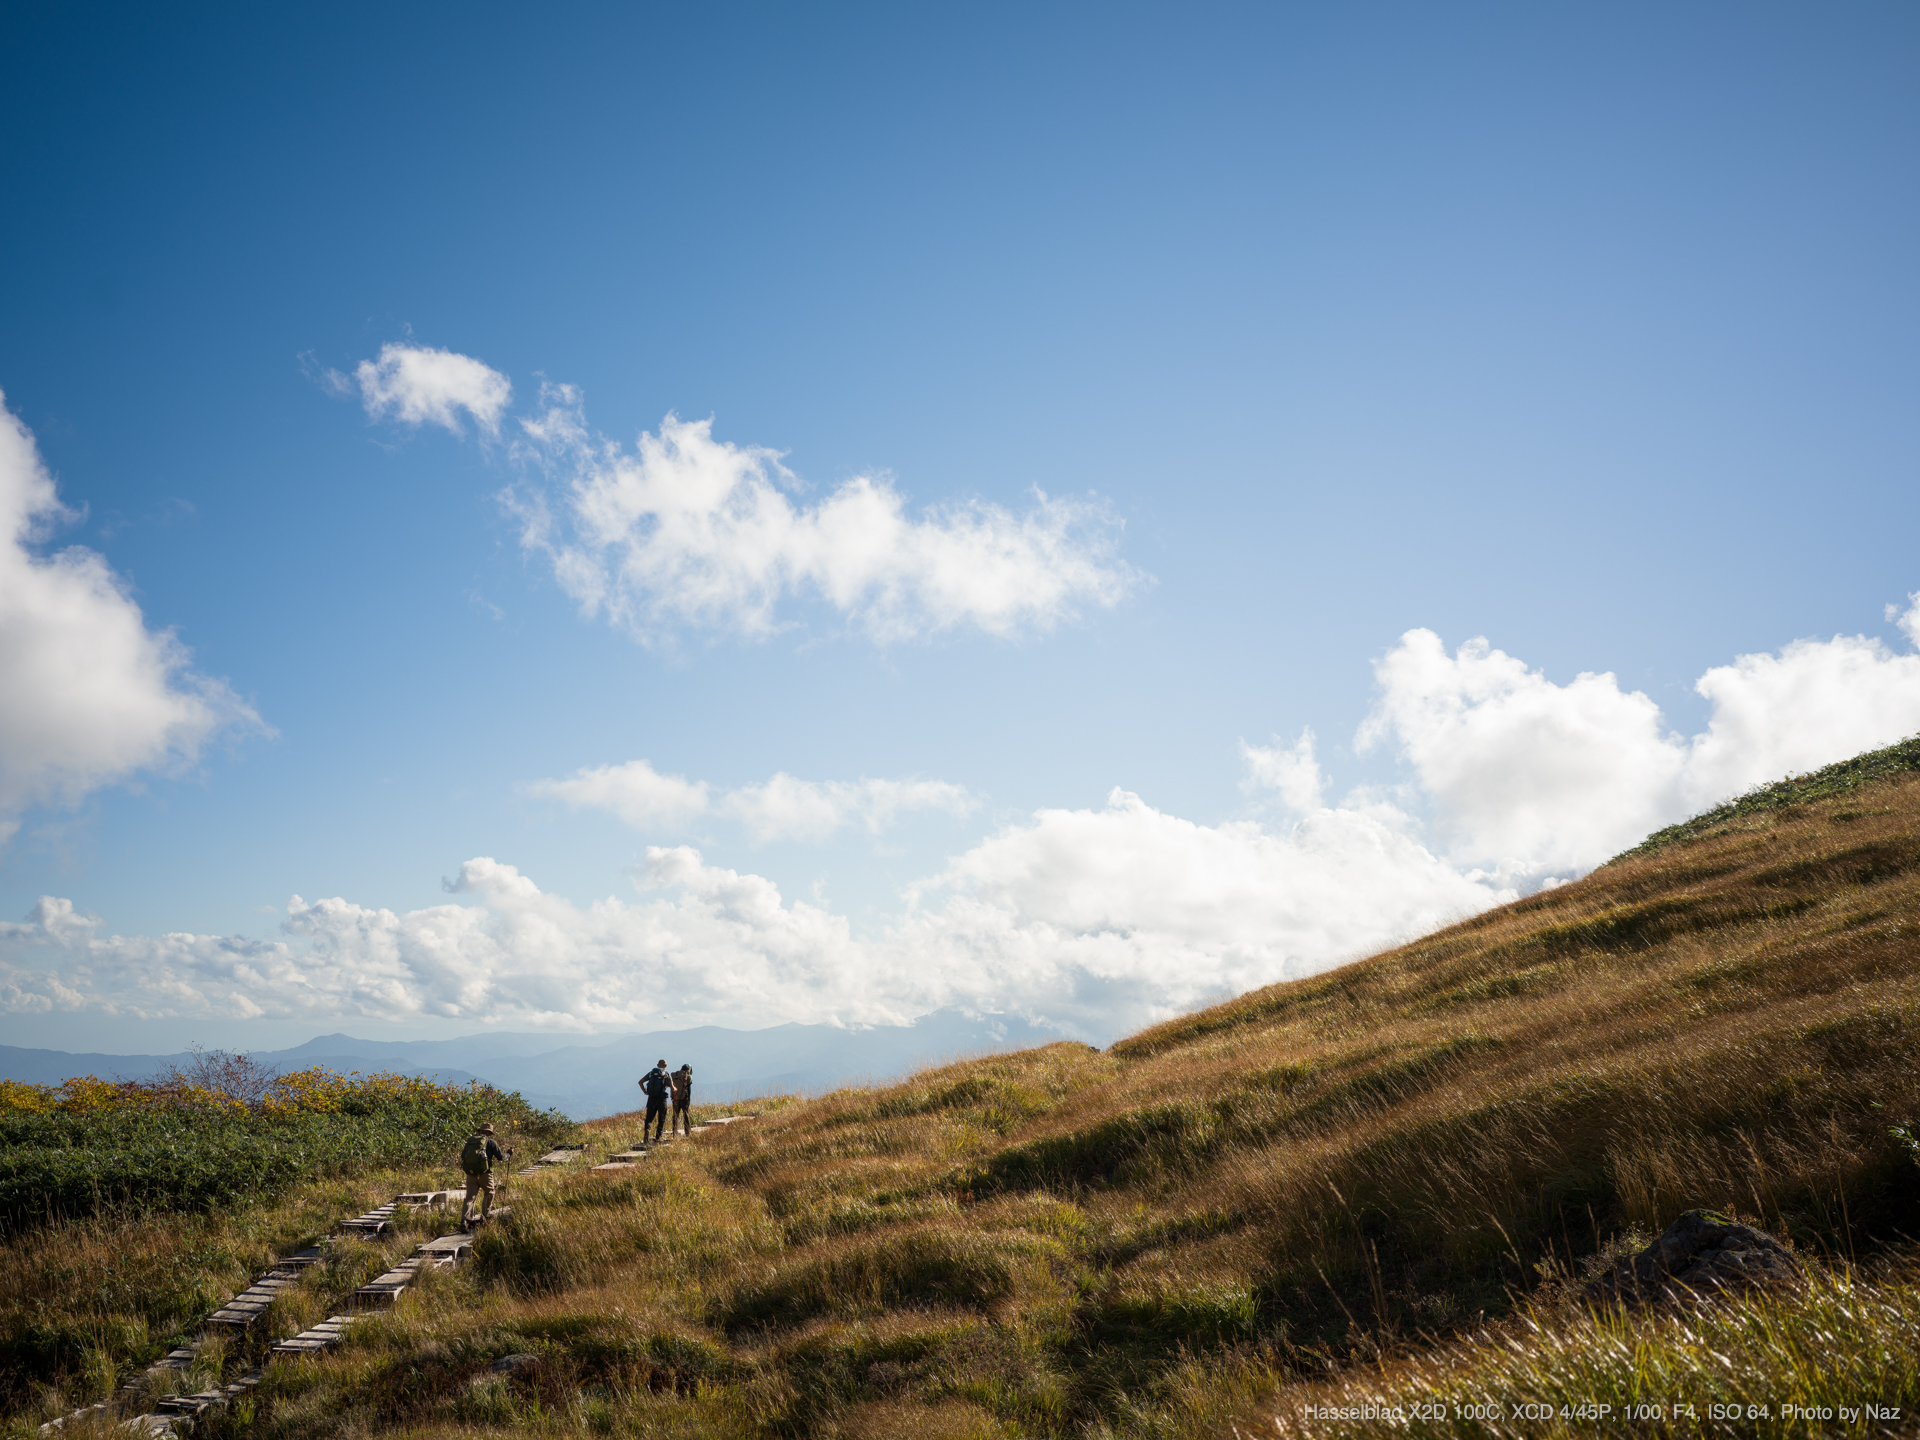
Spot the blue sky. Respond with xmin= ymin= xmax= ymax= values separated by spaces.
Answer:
xmin=2 ymin=3 xmax=1918 ymax=1052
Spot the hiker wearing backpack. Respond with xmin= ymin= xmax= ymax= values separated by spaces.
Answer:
xmin=459 ymin=1122 xmax=511 ymax=1226
xmin=670 ymin=1064 xmax=693 ymax=1136
xmin=640 ymin=1059 xmax=671 ymax=1143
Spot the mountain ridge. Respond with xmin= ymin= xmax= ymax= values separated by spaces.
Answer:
xmin=0 ymin=1007 xmax=1073 ymax=1118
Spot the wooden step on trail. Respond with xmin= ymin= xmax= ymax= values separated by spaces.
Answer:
xmin=203 ymin=1246 xmax=326 ymax=1328
xmin=397 ymin=1188 xmax=462 ymax=1209
xmin=339 ymin=1201 xmax=400 ymax=1235
xmin=354 ymin=1257 xmax=428 ymax=1306
xmin=271 ymin=1314 xmax=360 ymax=1355
xmin=42 ymin=1187 xmax=481 ymax=1435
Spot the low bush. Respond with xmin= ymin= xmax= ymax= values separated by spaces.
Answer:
xmin=0 ymin=1059 xmax=572 ymax=1233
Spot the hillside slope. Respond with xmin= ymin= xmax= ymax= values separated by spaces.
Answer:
xmin=8 ymin=748 xmax=1920 ymax=1438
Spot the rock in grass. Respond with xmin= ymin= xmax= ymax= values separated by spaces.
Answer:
xmin=1585 ymin=1209 xmax=1803 ymax=1306
xmin=489 ymin=1353 xmax=540 ymax=1375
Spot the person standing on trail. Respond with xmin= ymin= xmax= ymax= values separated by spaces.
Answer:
xmin=670 ymin=1064 xmax=693 ymax=1136
xmin=640 ymin=1058 xmax=671 ymax=1143
xmin=459 ymin=1122 xmax=511 ymax=1228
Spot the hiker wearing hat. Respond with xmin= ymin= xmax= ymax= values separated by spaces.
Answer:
xmin=670 ymin=1064 xmax=693 ymax=1136
xmin=459 ymin=1122 xmax=512 ymax=1227
xmin=640 ymin=1059 xmax=672 ymax=1143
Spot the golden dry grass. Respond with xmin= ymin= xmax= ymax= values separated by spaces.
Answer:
xmin=10 ymin=771 xmax=1920 ymax=1437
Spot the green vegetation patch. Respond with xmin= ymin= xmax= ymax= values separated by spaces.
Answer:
xmin=1609 ymin=733 xmax=1920 ymax=863
xmin=0 ymin=1061 xmax=571 ymax=1233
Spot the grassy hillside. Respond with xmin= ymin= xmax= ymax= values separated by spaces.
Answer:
xmin=6 ymin=749 xmax=1920 ymax=1437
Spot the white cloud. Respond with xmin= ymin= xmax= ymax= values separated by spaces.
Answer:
xmin=349 ymin=343 xmax=512 ymax=437
xmin=10 ymin=593 xmax=1920 ymax=1042
xmin=1888 ymin=593 xmax=1920 ymax=649
xmin=720 ymin=774 xmax=977 ymax=843
xmin=526 ymin=759 xmax=975 ymax=843
xmin=0 ymin=395 xmax=260 ymax=843
xmin=1360 ymin=606 xmax=1920 ymax=885
xmin=1684 ymin=620 xmax=1920 ymax=805
xmin=524 ymin=759 xmax=710 ymax=830
xmin=1357 ymin=629 xmax=1686 ymax=883
xmin=0 ymin=797 xmax=1500 ymax=1038
xmin=509 ymin=398 xmax=1138 ymax=644
xmin=1240 ymin=727 xmax=1326 ymax=813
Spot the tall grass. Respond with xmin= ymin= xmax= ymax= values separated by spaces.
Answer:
xmin=8 ymin=747 xmax=1920 ymax=1437
xmin=1245 ymin=1258 xmax=1920 ymax=1438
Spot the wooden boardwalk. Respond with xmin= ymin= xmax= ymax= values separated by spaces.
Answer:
xmin=40 ymin=1116 xmax=757 ymax=1435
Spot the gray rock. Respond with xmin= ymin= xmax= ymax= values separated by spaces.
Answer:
xmin=1585 ymin=1209 xmax=1803 ymax=1307
xmin=488 ymin=1353 xmax=541 ymax=1375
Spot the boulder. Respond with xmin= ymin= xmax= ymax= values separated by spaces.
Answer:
xmin=1585 ymin=1209 xmax=1803 ymax=1307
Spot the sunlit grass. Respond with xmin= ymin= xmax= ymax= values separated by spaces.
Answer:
xmin=6 ymin=746 xmax=1920 ymax=1436
xmin=1247 ymin=1259 xmax=1920 ymax=1438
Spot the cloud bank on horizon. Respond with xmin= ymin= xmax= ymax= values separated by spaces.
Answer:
xmin=6 ymin=590 xmax=1918 ymax=1039
xmin=4 ymin=360 xmax=1919 ymax=1041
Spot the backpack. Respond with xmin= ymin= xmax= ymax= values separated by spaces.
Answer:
xmin=642 ymin=1068 xmax=669 ymax=1100
xmin=460 ymin=1134 xmax=491 ymax=1176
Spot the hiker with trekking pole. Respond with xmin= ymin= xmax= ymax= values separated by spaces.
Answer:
xmin=459 ymin=1121 xmax=514 ymax=1228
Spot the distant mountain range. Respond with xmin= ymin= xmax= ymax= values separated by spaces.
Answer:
xmin=0 ymin=1009 xmax=1083 ymax=1119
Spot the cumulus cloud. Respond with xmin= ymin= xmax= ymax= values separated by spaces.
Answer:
xmin=1360 ymin=604 xmax=1920 ymax=885
xmin=345 ymin=343 xmax=512 ymax=436
xmin=509 ymin=396 xmax=1138 ymax=644
xmin=0 ymin=395 xmax=260 ymax=842
xmin=1240 ymin=728 xmax=1326 ymax=814
xmin=523 ymin=759 xmax=711 ymax=830
xmin=10 ymin=594 xmax=1920 ymax=1040
xmin=0 ymin=795 xmax=1500 ymax=1038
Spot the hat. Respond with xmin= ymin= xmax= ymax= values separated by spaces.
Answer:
xmin=480 ymin=1122 xmax=496 ymax=1134
xmin=657 ymin=1058 xmax=667 ymax=1067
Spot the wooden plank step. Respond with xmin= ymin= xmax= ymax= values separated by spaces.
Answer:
xmin=535 ymin=1149 xmax=581 ymax=1165
xmin=414 ymin=1234 xmax=473 ymax=1257
xmin=153 ymin=1391 xmax=225 ymax=1417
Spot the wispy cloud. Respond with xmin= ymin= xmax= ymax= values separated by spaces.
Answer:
xmin=524 ymin=759 xmax=711 ymax=831
xmin=1240 ymin=727 xmax=1326 ymax=814
xmin=0 ymin=395 xmax=262 ymax=844
xmin=524 ymin=761 xmax=976 ymax=844
xmin=719 ymin=774 xmax=977 ymax=844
